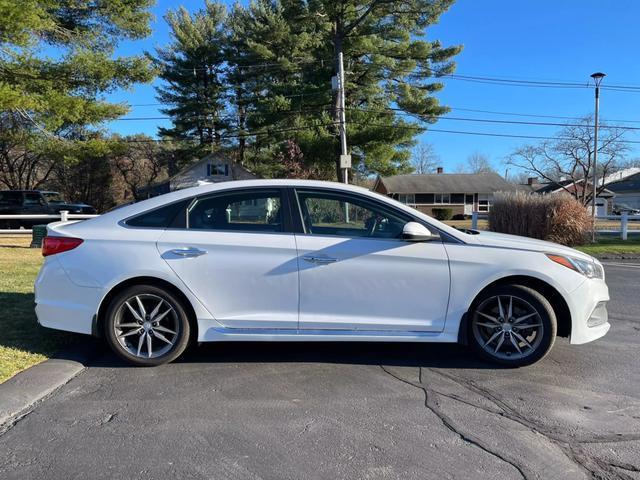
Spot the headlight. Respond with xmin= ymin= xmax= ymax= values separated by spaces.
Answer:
xmin=546 ymin=254 xmax=604 ymax=279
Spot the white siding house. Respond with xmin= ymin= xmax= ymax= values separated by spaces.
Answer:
xmin=170 ymin=154 xmax=257 ymax=191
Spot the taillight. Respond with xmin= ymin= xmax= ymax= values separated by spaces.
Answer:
xmin=42 ymin=236 xmax=84 ymax=257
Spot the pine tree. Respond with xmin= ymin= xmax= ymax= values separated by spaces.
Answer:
xmin=228 ymin=0 xmax=461 ymax=179
xmin=153 ymin=0 xmax=460 ymax=180
xmin=0 ymin=0 xmax=155 ymax=130
xmin=0 ymin=0 xmax=155 ymax=189
xmin=154 ymin=1 xmax=230 ymax=164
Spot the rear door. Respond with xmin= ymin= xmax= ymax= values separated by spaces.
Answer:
xmin=157 ymin=188 xmax=300 ymax=329
xmin=293 ymin=189 xmax=451 ymax=332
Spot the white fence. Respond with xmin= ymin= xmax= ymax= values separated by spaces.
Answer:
xmin=471 ymin=211 xmax=640 ymax=240
xmin=0 ymin=211 xmax=98 ymax=234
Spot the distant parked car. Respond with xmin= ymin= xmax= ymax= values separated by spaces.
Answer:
xmin=0 ymin=190 xmax=96 ymax=229
xmin=612 ymin=203 xmax=640 ymax=216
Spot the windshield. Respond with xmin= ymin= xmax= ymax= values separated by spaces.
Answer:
xmin=42 ymin=192 xmax=65 ymax=203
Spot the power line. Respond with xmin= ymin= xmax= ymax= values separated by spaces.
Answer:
xmin=126 ymin=101 xmax=640 ymax=125
xmin=117 ymin=122 xmax=338 ymax=143
xmin=111 ymin=107 xmax=640 ymax=134
xmin=350 ymin=121 xmax=640 ymax=144
xmin=348 ymin=107 xmax=640 ymax=131
xmin=450 ymin=107 xmax=640 ymax=125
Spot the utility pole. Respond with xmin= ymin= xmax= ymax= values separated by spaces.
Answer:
xmin=590 ymin=72 xmax=606 ymax=243
xmin=335 ymin=52 xmax=351 ymax=184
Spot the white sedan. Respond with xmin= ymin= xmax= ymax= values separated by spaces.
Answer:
xmin=34 ymin=180 xmax=610 ymax=367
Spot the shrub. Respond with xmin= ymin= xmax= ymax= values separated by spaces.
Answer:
xmin=452 ymin=213 xmax=467 ymax=220
xmin=431 ymin=208 xmax=453 ymax=220
xmin=489 ymin=192 xmax=591 ymax=246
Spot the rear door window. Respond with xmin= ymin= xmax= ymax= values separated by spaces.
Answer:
xmin=188 ymin=190 xmax=284 ymax=233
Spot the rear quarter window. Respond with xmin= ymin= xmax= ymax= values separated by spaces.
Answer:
xmin=124 ymin=199 xmax=189 ymax=228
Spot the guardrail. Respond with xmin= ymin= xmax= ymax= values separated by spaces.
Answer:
xmin=470 ymin=211 xmax=640 ymax=240
xmin=0 ymin=210 xmax=99 ymax=234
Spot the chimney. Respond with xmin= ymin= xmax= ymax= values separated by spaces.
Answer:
xmin=527 ymin=177 xmax=536 ymax=185
xmin=436 ymin=167 xmax=444 ymax=174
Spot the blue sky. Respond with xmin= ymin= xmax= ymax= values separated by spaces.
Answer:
xmin=106 ymin=0 xmax=640 ymax=173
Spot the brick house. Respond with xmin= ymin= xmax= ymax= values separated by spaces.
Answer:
xmin=372 ymin=170 xmax=519 ymax=216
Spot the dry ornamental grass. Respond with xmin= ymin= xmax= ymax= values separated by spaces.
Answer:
xmin=489 ymin=192 xmax=591 ymax=246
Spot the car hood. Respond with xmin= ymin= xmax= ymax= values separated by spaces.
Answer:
xmin=470 ymin=230 xmax=594 ymax=261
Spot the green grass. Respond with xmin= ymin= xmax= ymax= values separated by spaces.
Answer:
xmin=575 ymin=236 xmax=640 ymax=256
xmin=0 ymin=237 xmax=74 ymax=383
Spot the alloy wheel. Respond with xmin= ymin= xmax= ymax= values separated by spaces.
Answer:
xmin=113 ymin=293 xmax=180 ymax=359
xmin=471 ymin=295 xmax=544 ymax=361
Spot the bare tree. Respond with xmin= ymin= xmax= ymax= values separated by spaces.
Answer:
xmin=112 ymin=137 xmax=167 ymax=201
xmin=466 ymin=151 xmax=495 ymax=173
xmin=453 ymin=152 xmax=495 ymax=174
xmin=411 ymin=143 xmax=439 ymax=174
xmin=507 ymin=116 xmax=629 ymax=205
xmin=0 ymin=114 xmax=56 ymax=189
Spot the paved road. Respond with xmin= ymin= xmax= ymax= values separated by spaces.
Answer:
xmin=1 ymin=264 xmax=639 ymax=480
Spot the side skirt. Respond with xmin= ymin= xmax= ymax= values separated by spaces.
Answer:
xmin=199 ymin=326 xmax=459 ymax=343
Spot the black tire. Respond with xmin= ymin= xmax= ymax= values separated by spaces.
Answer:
xmin=104 ymin=284 xmax=192 ymax=366
xmin=468 ymin=284 xmax=557 ymax=367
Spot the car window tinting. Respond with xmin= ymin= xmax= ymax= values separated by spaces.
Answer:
xmin=188 ymin=190 xmax=283 ymax=232
xmin=23 ymin=193 xmax=42 ymax=206
xmin=0 ymin=192 xmax=23 ymax=206
xmin=296 ymin=190 xmax=411 ymax=239
xmin=125 ymin=200 xmax=189 ymax=228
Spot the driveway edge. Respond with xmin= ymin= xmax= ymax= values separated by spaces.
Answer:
xmin=0 ymin=339 xmax=101 ymax=428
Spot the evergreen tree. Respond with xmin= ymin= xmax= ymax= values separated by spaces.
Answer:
xmin=228 ymin=0 xmax=461 ymax=179
xmin=154 ymin=1 xmax=230 ymax=165
xmin=0 ymin=0 xmax=155 ymax=189
xmin=154 ymin=0 xmax=460 ymax=180
xmin=0 ymin=0 xmax=155 ymax=130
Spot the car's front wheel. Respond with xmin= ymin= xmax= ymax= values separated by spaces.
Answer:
xmin=104 ymin=285 xmax=191 ymax=366
xmin=468 ymin=285 xmax=557 ymax=367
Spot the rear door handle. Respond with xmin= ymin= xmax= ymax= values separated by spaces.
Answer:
xmin=303 ymin=255 xmax=338 ymax=265
xmin=169 ymin=247 xmax=207 ymax=258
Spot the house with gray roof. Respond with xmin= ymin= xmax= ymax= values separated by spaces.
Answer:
xmin=373 ymin=170 xmax=519 ymax=216
xmin=606 ymin=170 xmax=640 ymax=210
xmin=138 ymin=153 xmax=257 ymax=198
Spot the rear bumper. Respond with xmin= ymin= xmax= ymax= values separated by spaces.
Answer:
xmin=567 ymin=278 xmax=611 ymax=345
xmin=34 ymin=257 xmax=102 ymax=335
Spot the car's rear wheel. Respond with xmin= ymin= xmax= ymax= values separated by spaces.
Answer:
xmin=104 ymin=285 xmax=191 ymax=366
xmin=468 ymin=285 xmax=557 ymax=367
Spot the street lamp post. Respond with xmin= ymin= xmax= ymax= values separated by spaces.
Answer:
xmin=590 ymin=72 xmax=606 ymax=243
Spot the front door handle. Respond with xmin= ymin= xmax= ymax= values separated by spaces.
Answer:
xmin=303 ymin=255 xmax=338 ymax=265
xmin=169 ymin=247 xmax=207 ymax=258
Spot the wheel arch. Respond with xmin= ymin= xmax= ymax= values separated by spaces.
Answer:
xmin=459 ymin=275 xmax=571 ymax=342
xmin=94 ymin=276 xmax=199 ymax=340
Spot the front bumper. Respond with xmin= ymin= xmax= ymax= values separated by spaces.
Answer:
xmin=566 ymin=277 xmax=610 ymax=344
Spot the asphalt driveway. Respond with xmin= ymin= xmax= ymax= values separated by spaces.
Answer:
xmin=1 ymin=264 xmax=639 ymax=480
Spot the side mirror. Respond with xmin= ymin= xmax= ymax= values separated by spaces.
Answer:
xmin=402 ymin=222 xmax=438 ymax=242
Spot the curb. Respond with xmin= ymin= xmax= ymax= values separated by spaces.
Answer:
xmin=0 ymin=339 xmax=102 ymax=428
xmin=594 ymin=255 xmax=640 ymax=261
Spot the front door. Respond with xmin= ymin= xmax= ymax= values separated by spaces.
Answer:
xmin=294 ymin=189 xmax=451 ymax=332
xmin=157 ymin=188 xmax=299 ymax=329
